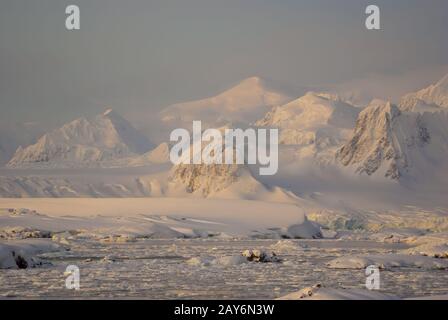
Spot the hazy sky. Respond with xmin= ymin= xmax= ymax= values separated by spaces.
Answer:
xmin=1 ymin=0 xmax=447 ymax=128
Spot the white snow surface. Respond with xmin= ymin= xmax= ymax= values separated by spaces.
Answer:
xmin=278 ymin=283 xmax=448 ymax=300
xmin=0 ymin=198 xmax=322 ymax=239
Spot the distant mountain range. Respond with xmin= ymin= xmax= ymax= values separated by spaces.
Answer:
xmin=3 ymin=73 xmax=448 ymax=186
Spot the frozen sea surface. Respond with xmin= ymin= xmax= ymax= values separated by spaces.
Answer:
xmin=1 ymin=239 xmax=447 ymax=299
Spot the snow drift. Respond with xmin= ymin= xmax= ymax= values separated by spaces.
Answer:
xmin=0 ymin=239 xmax=62 ymax=269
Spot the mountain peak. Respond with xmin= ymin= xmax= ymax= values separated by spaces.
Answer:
xmin=103 ymin=108 xmax=114 ymax=116
xmin=336 ymin=99 xmax=448 ymax=180
xmin=363 ymin=100 xmax=400 ymax=119
xmin=7 ymin=110 xmax=153 ymax=168
xmin=224 ymin=76 xmax=268 ymax=95
xmin=238 ymin=76 xmax=262 ymax=86
xmin=255 ymin=92 xmax=359 ymax=163
xmin=159 ymin=77 xmax=290 ymax=129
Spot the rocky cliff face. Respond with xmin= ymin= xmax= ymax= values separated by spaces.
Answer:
xmin=336 ymin=100 xmax=442 ymax=180
xmin=169 ymin=163 xmax=243 ymax=196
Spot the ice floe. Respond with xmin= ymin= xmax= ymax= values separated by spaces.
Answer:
xmin=327 ymin=254 xmax=448 ymax=270
xmin=0 ymin=239 xmax=64 ymax=269
xmin=277 ymin=284 xmax=399 ymax=300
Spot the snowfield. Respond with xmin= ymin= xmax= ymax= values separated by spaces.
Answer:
xmin=0 ymin=198 xmax=322 ymax=240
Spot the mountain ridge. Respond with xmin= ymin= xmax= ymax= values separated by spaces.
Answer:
xmin=399 ymin=73 xmax=448 ymax=111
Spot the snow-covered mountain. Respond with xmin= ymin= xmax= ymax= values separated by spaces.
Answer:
xmin=399 ymin=73 xmax=448 ymax=111
xmin=256 ymin=92 xmax=360 ymax=163
xmin=3 ymin=74 xmax=448 ymax=202
xmin=337 ymin=100 xmax=448 ymax=180
xmin=7 ymin=109 xmax=153 ymax=168
xmin=159 ymin=77 xmax=290 ymax=129
xmin=169 ymin=162 xmax=297 ymax=202
xmin=165 ymin=132 xmax=296 ymax=201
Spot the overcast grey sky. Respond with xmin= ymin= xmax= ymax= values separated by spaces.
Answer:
xmin=1 ymin=0 xmax=447 ymax=127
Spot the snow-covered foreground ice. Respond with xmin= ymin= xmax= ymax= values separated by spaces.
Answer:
xmin=0 ymin=238 xmax=447 ymax=299
xmin=277 ymin=285 xmax=448 ymax=300
xmin=327 ymin=254 xmax=448 ymax=270
xmin=1 ymin=198 xmax=447 ymax=299
xmin=277 ymin=284 xmax=400 ymax=300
